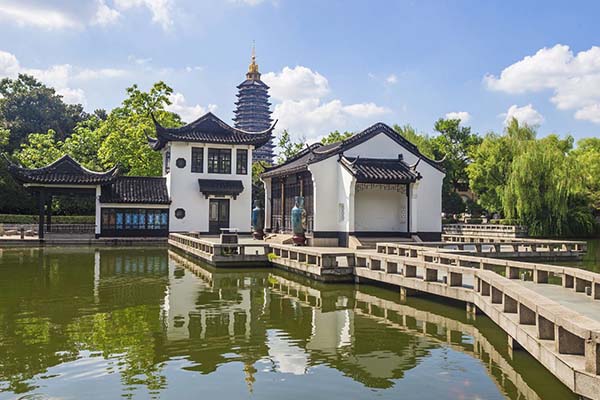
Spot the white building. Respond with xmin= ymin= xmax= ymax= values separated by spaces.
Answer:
xmin=149 ymin=112 xmax=274 ymax=234
xmin=261 ymin=122 xmax=445 ymax=246
xmin=7 ymin=112 xmax=274 ymax=238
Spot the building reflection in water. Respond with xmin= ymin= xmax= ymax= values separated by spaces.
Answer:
xmin=0 ymin=247 xmax=577 ymax=399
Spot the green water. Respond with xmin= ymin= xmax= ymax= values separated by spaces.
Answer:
xmin=0 ymin=247 xmax=577 ymax=400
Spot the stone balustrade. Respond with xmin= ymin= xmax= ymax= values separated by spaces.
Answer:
xmin=354 ymin=250 xmax=600 ymax=399
xmin=443 ymin=223 xmax=528 ymax=238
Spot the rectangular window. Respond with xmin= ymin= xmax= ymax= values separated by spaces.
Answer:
xmin=236 ymin=149 xmax=248 ymax=175
xmin=191 ymin=147 xmax=203 ymax=173
xmin=101 ymin=208 xmax=169 ymax=232
xmin=207 ymin=148 xmax=232 ymax=174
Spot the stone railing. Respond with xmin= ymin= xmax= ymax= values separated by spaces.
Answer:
xmin=353 ymin=251 xmax=600 ymax=399
xmin=443 ymin=223 xmax=528 ymax=238
xmin=169 ymin=233 xmax=269 ymax=266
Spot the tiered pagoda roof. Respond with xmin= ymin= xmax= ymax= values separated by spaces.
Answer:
xmin=148 ymin=112 xmax=275 ymax=151
xmin=233 ymin=48 xmax=274 ymax=163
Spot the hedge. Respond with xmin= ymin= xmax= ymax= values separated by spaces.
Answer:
xmin=0 ymin=214 xmax=95 ymax=224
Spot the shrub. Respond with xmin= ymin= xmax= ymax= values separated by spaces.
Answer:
xmin=0 ymin=214 xmax=95 ymax=224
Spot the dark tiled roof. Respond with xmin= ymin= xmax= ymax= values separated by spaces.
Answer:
xmin=261 ymin=122 xmax=445 ymax=179
xmin=148 ymin=112 xmax=275 ymax=150
xmin=7 ymin=155 xmax=119 ymax=185
xmin=100 ymin=176 xmax=170 ymax=204
xmin=339 ymin=157 xmax=421 ymax=183
xmin=198 ymin=179 xmax=244 ymax=199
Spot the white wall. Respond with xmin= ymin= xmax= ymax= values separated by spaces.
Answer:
xmin=354 ymin=185 xmax=408 ymax=232
xmin=343 ymin=131 xmax=444 ymax=233
xmin=308 ymin=157 xmax=339 ymax=232
xmin=167 ymin=141 xmax=253 ymax=233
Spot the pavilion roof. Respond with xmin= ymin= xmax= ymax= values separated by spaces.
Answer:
xmin=261 ymin=122 xmax=445 ymax=179
xmin=6 ymin=155 xmax=119 ymax=186
xmin=100 ymin=176 xmax=170 ymax=204
xmin=148 ymin=112 xmax=276 ymax=150
xmin=339 ymin=156 xmax=421 ymax=184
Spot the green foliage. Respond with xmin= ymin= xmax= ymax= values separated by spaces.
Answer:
xmin=468 ymin=118 xmax=597 ymax=237
xmin=0 ymin=214 xmax=95 ymax=224
xmin=15 ymin=130 xmax=64 ymax=168
xmin=0 ymin=127 xmax=9 ymax=149
xmin=62 ymin=116 xmax=106 ymax=171
xmin=443 ymin=190 xmax=466 ymax=215
xmin=393 ymin=124 xmax=435 ymax=158
xmin=321 ymin=130 xmax=353 ymax=145
xmin=98 ymin=82 xmax=182 ymax=176
xmin=0 ymin=74 xmax=84 ymax=152
xmin=276 ymin=129 xmax=304 ymax=164
xmin=571 ymin=137 xmax=600 ymax=211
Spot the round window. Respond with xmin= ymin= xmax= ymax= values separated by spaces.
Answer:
xmin=175 ymin=208 xmax=186 ymax=219
xmin=176 ymin=158 xmax=186 ymax=168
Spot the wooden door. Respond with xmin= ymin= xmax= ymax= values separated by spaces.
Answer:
xmin=209 ymin=199 xmax=230 ymax=234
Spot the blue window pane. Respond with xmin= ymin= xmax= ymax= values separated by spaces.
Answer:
xmin=116 ymin=213 xmax=123 ymax=229
xmin=139 ymin=212 xmax=146 ymax=228
xmin=160 ymin=213 xmax=167 ymax=227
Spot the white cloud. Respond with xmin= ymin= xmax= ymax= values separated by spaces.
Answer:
xmin=445 ymin=111 xmax=471 ymax=123
xmin=166 ymin=92 xmax=217 ymax=123
xmin=0 ymin=50 xmax=131 ymax=108
xmin=0 ymin=2 xmax=81 ymax=30
xmin=485 ymin=44 xmax=600 ymax=124
xmin=263 ymin=66 xmax=329 ymax=101
xmin=114 ymin=0 xmax=173 ymax=30
xmin=58 ymin=88 xmax=87 ymax=106
xmin=575 ymin=104 xmax=600 ymax=124
xmin=265 ymin=65 xmax=390 ymax=140
xmin=502 ymin=104 xmax=544 ymax=126
xmin=386 ymin=74 xmax=398 ymax=84
xmin=92 ymin=0 xmax=121 ymax=26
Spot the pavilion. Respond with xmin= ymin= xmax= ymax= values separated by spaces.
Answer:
xmin=261 ymin=122 xmax=445 ymax=246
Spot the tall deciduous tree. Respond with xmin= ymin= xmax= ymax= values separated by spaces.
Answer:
xmin=98 ymin=82 xmax=182 ymax=176
xmin=321 ymin=130 xmax=353 ymax=145
xmin=275 ymin=130 xmax=304 ymax=164
xmin=393 ymin=124 xmax=435 ymax=158
xmin=0 ymin=74 xmax=85 ymax=152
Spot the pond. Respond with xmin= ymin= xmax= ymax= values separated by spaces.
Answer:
xmin=0 ymin=246 xmax=578 ymax=400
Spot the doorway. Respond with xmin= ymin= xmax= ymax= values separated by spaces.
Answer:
xmin=209 ymin=199 xmax=230 ymax=234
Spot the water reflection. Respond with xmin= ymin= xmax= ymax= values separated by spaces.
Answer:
xmin=0 ymin=246 xmax=577 ymax=399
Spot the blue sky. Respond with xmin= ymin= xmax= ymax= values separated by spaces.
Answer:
xmin=1 ymin=0 xmax=599 ymax=142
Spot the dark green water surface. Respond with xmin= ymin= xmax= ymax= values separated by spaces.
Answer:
xmin=0 ymin=246 xmax=578 ymax=400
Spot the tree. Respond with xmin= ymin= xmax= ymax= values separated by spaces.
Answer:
xmin=0 ymin=74 xmax=85 ymax=152
xmin=430 ymin=118 xmax=482 ymax=214
xmin=393 ymin=124 xmax=435 ymax=158
xmin=321 ymin=130 xmax=352 ymax=145
xmin=14 ymin=130 xmax=63 ymax=168
xmin=62 ymin=116 xmax=106 ymax=171
xmin=571 ymin=137 xmax=600 ymax=212
xmin=275 ymin=130 xmax=304 ymax=164
xmin=98 ymin=82 xmax=183 ymax=176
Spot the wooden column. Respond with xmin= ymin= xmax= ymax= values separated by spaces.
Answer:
xmin=281 ymin=179 xmax=285 ymax=232
xmin=406 ymin=183 xmax=411 ymax=235
xmin=46 ymin=195 xmax=52 ymax=232
xmin=38 ymin=189 xmax=45 ymax=239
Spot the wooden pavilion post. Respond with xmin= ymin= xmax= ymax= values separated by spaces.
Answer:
xmin=38 ymin=189 xmax=45 ymax=240
xmin=46 ymin=195 xmax=52 ymax=233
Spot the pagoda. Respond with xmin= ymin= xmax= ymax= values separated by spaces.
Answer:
xmin=233 ymin=46 xmax=274 ymax=164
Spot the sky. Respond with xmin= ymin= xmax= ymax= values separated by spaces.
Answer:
xmin=1 ymin=0 xmax=600 ymax=142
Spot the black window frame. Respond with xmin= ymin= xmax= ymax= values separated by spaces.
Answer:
xmin=191 ymin=147 xmax=204 ymax=173
xmin=236 ymin=149 xmax=248 ymax=175
xmin=207 ymin=148 xmax=232 ymax=174
xmin=164 ymin=148 xmax=171 ymax=174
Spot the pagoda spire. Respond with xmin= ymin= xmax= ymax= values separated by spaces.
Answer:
xmin=246 ymin=41 xmax=261 ymax=80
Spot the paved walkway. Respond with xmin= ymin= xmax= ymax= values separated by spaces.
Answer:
xmin=518 ymin=280 xmax=600 ymax=323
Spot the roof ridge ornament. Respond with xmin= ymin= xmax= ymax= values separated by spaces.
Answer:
xmin=247 ymin=41 xmax=261 ymax=80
